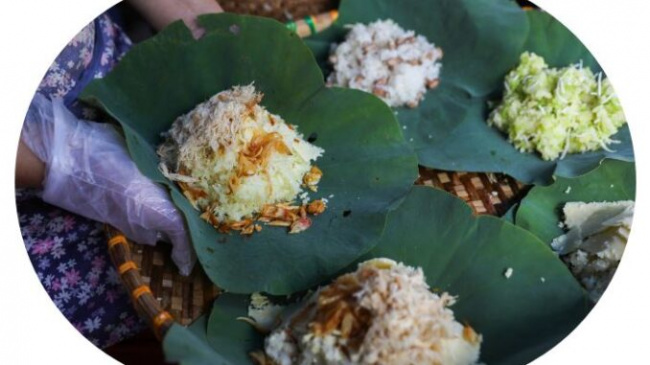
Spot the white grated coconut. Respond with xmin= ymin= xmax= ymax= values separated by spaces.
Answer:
xmin=157 ymin=84 xmax=324 ymax=226
xmin=327 ymin=19 xmax=443 ymax=108
xmin=263 ymin=259 xmax=482 ymax=365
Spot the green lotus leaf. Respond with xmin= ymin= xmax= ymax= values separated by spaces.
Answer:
xmin=162 ymin=299 xmax=264 ymax=365
xmin=80 ymin=13 xmax=418 ymax=295
xmin=166 ymin=186 xmax=590 ymax=364
xmin=305 ymin=1 xmax=634 ymax=184
xmin=514 ymin=159 xmax=636 ymax=245
xmin=163 ymin=316 xmax=230 ymax=365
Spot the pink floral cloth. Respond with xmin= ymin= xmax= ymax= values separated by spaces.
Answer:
xmin=17 ymin=12 xmax=145 ymax=348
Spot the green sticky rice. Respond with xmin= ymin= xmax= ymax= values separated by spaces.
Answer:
xmin=488 ymin=52 xmax=625 ymax=161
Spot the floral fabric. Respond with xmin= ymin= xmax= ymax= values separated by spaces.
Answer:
xmin=17 ymin=12 xmax=145 ymax=349
xmin=17 ymin=190 xmax=145 ymax=348
xmin=37 ymin=13 xmax=132 ymax=120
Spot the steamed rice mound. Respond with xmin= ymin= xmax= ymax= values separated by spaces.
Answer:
xmin=261 ymin=259 xmax=482 ymax=365
xmin=488 ymin=52 xmax=626 ymax=161
xmin=328 ymin=19 xmax=443 ymax=108
xmin=157 ymin=85 xmax=324 ymax=230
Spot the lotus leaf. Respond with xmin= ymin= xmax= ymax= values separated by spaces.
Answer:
xmin=163 ymin=316 xmax=230 ymax=365
xmin=305 ymin=0 xmax=634 ymax=184
xmin=80 ymin=13 xmax=418 ymax=295
xmin=164 ymin=186 xmax=590 ymax=364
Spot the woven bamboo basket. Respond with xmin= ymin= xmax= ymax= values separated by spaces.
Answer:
xmin=106 ymin=0 xmax=532 ymax=344
xmin=221 ymin=0 xmax=339 ymax=21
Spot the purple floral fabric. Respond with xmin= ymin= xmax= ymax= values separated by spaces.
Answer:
xmin=17 ymin=190 xmax=144 ymax=348
xmin=17 ymin=12 xmax=145 ymax=349
xmin=37 ymin=13 xmax=132 ymax=120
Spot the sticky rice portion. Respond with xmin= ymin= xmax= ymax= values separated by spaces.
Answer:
xmin=488 ymin=52 xmax=626 ymax=161
xmin=328 ymin=19 xmax=443 ymax=108
xmin=158 ymin=85 xmax=324 ymax=231
xmin=261 ymin=259 xmax=482 ymax=365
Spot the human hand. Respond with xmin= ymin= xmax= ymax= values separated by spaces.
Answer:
xmin=20 ymin=93 xmax=195 ymax=275
xmin=128 ymin=0 xmax=224 ymax=39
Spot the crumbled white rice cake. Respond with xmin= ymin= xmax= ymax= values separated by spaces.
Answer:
xmin=552 ymin=201 xmax=633 ymax=301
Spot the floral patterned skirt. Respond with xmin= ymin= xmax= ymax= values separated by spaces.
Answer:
xmin=18 ymin=190 xmax=145 ymax=348
xmin=17 ymin=11 xmax=145 ymax=349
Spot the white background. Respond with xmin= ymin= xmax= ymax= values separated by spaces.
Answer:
xmin=0 ymin=0 xmax=648 ymax=364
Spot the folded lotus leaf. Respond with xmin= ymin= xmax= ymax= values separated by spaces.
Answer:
xmin=80 ymin=13 xmax=418 ymax=295
xmin=514 ymin=159 xmax=635 ymax=244
xmin=305 ymin=0 xmax=634 ymax=184
xmin=162 ymin=297 xmax=263 ymax=365
xmin=165 ymin=186 xmax=590 ymax=364
xmin=163 ymin=316 xmax=231 ymax=365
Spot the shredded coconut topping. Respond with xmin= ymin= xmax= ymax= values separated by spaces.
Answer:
xmin=327 ymin=19 xmax=443 ymax=108
xmin=261 ymin=259 xmax=482 ymax=365
xmin=157 ymin=84 xmax=324 ymax=234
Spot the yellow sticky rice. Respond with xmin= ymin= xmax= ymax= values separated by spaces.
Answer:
xmin=157 ymin=84 xmax=323 ymax=224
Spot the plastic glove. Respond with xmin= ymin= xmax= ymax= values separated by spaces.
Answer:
xmin=21 ymin=93 xmax=195 ymax=275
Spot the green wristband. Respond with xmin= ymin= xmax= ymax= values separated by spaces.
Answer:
xmin=304 ymin=15 xmax=316 ymax=35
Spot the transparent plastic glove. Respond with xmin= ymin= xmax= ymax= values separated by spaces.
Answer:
xmin=21 ymin=93 xmax=196 ymax=275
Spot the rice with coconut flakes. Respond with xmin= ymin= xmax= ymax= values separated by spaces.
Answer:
xmin=328 ymin=19 xmax=443 ymax=108
xmin=261 ymin=258 xmax=482 ymax=365
xmin=157 ymin=84 xmax=324 ymax=233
